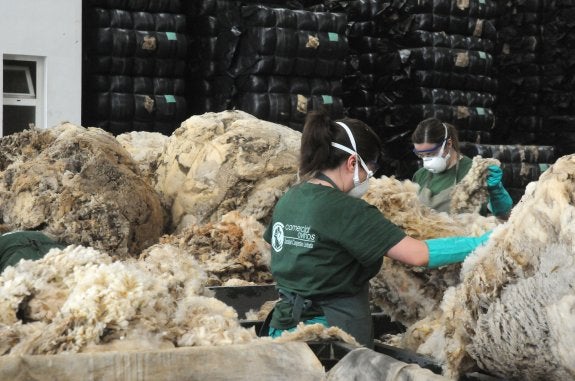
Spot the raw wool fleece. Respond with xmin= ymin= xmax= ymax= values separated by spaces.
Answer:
xmin=0 ymin=124 xmax=166 ymax=258
xmin=115 ymin=130 xmax=169 ymax=186
xmin=153 ymin=110 xmax=300 ymax=232
xmin=362 ymin=176 xmax=498 ymax=326
xmin=404 ymin=154 xmax=575 ymax=380
xmin=468 ymin=244 xmax=575 ymax=380
xmin=450 ymin=156 xmax=500 ymax=214
xmin=159 ymin=211 xmax=272 ymax=286
xmin=271 ymin=323 xmax=361 ymax=347
xmin=0 ymin=244 xmax=257 ymax=355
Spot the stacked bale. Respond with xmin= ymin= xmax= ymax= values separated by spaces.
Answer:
xmin=83 ymin=0 xmax=189 ymax=135
xmin=375 ymin=0 xmax=499 ymax=178
xmin=184 ymin=1 xmax=347 ymax=130
xmin=494 ymin=0 xmax=544 ymax=144
xmin=495 ymin=0 xmax=575 ymax=158
xmin=460 ymin=142 xmax=555 ymax=203
xmin=338 ymin=1 xmax=388 ymax=137
xmin=539 ymin=0 xmax=575 ymax=156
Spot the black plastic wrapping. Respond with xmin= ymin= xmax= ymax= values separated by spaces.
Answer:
xmin=184 ymin=1 xmax=348 ymax=128
xmin=83 ymin=2 xmax=189 ymax=135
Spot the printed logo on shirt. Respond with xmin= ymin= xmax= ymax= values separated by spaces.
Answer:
xmin=271 ymin=221 xmax=316 ymax=253
xmin=272 ymin=222 xmax=285 ymax=252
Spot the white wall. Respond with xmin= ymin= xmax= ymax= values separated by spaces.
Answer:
xmin=0 ymin=0 xmax=82 ymax=131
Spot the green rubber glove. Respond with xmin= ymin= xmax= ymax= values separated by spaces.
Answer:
xmin=425 ymin=231 xmax=492 ymax=268
xmin=486 ymin=165 xmax=513 ymax=216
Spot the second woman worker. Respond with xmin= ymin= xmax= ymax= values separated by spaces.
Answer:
xmin=411 ymin=117 xmax=513 ymax=218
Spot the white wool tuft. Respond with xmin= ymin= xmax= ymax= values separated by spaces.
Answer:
xmin=0 ymin=242 xmax=254 ymax=355
xmin=173 ymin=296 xmax=257 ymax=347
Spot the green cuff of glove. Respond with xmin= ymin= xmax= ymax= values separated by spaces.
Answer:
xmin=425 ymin=231 xmax=492 ymax=268
xmin=488 ymin=182 xmax=513 ymax=216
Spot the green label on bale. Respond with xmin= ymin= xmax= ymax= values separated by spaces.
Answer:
xmin=476 ymin=107 xmax=485 ymax=115
xmin=166 ymin=32 xmax=177 ymax=40
xmin=164 ymin=95 xmax=176 ymax=103
xmin=478 ymin=51 xmax=486 ymax=59
xmin=328 ymin=33 xmax=339 ymax=42
xmin=322 ymin=95 xmax=334 ymax=104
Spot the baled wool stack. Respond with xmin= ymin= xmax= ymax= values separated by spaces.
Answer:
xmin=404 ymin=154 xmax=575 ymax=380
xmin=159 ymin=210 xmax=272 ymax=286
xmin=115 ymin=130 xmax=169 ymax=187
xmin=0 ymin=244 xmax=258 ymax=355
xmin=0 ymin=124 xmax=166 ymax=258
xmin=362 ymin=161 xmax=499 ymax=327
xmin=449 ymin=156 xmax=500 ymax=214
xmin=153 ymin=110 xmax=300 ymax=232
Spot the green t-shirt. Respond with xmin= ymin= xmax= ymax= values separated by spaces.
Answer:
xmin=412 ymin=155 xmax=473 ymax=197
xmin=264 ymin=182 xmax=406 ymax=328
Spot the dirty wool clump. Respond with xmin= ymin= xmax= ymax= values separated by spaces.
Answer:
xmin=404 ymin=154 xmax=575 ymax=380
xmin=160 ymin=211 xmax=272 ymax=286
xmin=0 ymin=124 xmax=166 ymax=258
xmin=450 ymin=156 xmax=500 ymax=214
xmin=153 ymin=110 xmax=300 ymax=232
xmin=363 ymin=174 xmax=499 ymax=327
xmin=0 ymin=244 xmax=257 ymax=355
xmin=115 ymin=130 xmax=169 ymax=187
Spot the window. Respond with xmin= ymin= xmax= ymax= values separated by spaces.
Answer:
xmin=3 ymin=65 xmax=35 ymax=99
xmin=2 ymin=55 xmax=44 ymax=136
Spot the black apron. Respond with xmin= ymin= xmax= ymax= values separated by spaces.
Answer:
xmin=275 ymin=283 xmax=374 ymax=349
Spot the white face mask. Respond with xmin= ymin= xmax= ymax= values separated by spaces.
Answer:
xmin=421 ymin=125 xmax=451 ymax=174
xmin=331 ymin=122 xmax=373 ymax=198
xmin=348 ymin=177 xmax=370 ymax=198
xmin=422 ymin=144 xmax=451 ymax=174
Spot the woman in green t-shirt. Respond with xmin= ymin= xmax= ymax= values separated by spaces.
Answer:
xmin=411 ymin=117 xmax=512 ymax=218
xmin=263 ymin=111 xmax=492 ymax=348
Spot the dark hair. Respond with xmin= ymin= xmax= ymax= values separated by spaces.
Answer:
xmin=299 ymin=111 xmax=382 ymax=177
xmin=411 ymin=118 xmax=460 ymax=153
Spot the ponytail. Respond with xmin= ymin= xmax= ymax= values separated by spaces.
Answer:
xmin=299 ymin=111 xmax=338 ymax=177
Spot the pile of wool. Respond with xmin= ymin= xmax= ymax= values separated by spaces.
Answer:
xmin=0 ymin=124 xmax=165 ymax=258
xmin=153 ymin=110 xmax=300 ymax=232
xmin=159 ymin=210 xmax=272 ymax=286
xmin=0 ymin=243 xmax=257 ymax=355
xmin=402 ymin=154 xmax=575 ymax=380
xmin=449 ymin=156 xmax=500 ymax=214
xmin=115 ymin=130 xmax=169 ymax=186
xmin=362 ymin=164 xmax=499 ymax=326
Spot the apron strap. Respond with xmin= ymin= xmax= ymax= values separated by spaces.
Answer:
xmin=278 ymin=289 xmax=313 ymax=322
xmin=315 ymin=172 xmax=340 ymax=190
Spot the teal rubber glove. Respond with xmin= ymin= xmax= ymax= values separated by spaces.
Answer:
xmin=486 ymin=165 xmax=513 ymax=217
xmin=425 ymin=230 xmax=492 ymax=268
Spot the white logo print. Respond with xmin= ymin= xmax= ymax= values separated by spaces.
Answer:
xmin=271 ymin=222 xmax=284 ymax=252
